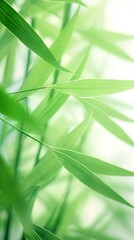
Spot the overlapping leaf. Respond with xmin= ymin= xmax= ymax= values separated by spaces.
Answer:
xmin=15 ymin=7 xmax=79 ymax=100
xmin=55 ymin=149 xmax=134 ymax=176
xmin=20 ymin=116 xmax=92 ymax=193
xmin=0 ymin=0 xmax=69 ymax=72
xmin=86 ymin=98 xmax=134 ymax=122
xmin=15 ymin=78 xmax=134 ymax=98
xmin=54 ymin=149 xmax=133 ymax=207
xmin=82 ymin=99 xmax=134 ymax=146
xmin=32 ymin=49 xmax=89 ymax=127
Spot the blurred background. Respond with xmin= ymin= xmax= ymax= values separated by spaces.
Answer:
xmin=0 ymin=0 xmax=134 ymax=239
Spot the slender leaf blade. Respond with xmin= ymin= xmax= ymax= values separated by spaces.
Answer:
xmin=15 ymin=7 xmax=79 ymax=100
xmin=82 ymin=99 xmax=134 ymax=146
xmin=46 ymin=79 xmax=134 ymax=98
xmin=0 ymin=0 xmax=69 ymax=72
xmin=32 ymin=48 xmax=89 ymax=127
xmin=20 ymin=117 xmax=91 ymax=193
xmin=54 ymin=150 xmax=133 ymax=207
xmin=86 ymin=98 xmax=134 ymax=122
xmin=57 ymin=149 xmax=134 ymax=176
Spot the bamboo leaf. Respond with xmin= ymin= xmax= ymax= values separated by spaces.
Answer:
xmin=15 ymin=77 xmax=134 ymax=101
xmin=82 ymin=99 xmax=134 ymax=146
xmin=15 ymin=7 xmax=79 ymax=100
xmin=32 ymin=49 xmax=89 ymax=127
xmin=53 ymin=149 xmax=133 ymax=207
xmin=86 ymin=98 xmax=134 ymax=122
xmin=20 ymin=117 xmax=91 ymax=193
xmin=55 ymin=149 xmax=134 ymax=176
xmin=0 ymin=0 xmax=69 ymax=72
xmin=46 ymin=79 xmax=134 ymax=98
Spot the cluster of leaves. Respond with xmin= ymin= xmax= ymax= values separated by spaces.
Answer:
xmin=0 ymin=0 xmax=134 ymax=239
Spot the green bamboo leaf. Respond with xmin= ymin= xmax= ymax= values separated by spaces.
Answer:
xmin=0 ymin=0 xmax=69 ymax=72
xmin=82 ymin=99 xmax=134 ymax=146
xmin=10 ymin=47 xmax=89 ymax=136
xmin=20 ymin=117 xmax=91 ymax=193
xmin=56 ymin=149 xmax=134 ymax=176
xmin=2 ymin=113 xmax=133 ymax=178
xmin=32 ymin=49 xmax=89 ymax=127
xmin=46 ymin=79 xmax=134 ymax=98
xmin=15 ymin=7 xmax=79 ymax=100
xmin=64 ymin=114 xmax=92 ymax=150
xmin=80 ymin=29 xmax=133 ymax=61
xmin=86 ymin=98 xmax=134 ymax=122
xmin=53 ymin=149 xmax=133 ymax=207
xmin=0 ymin=87 xmax=36 ymax=127
xmin=94 ymin=110 xmax=134 ymax=146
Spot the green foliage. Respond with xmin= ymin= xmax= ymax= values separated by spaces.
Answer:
xmin=0 ymin=0 xmax=134 ymax=240
xmin=0 ymin=0 xmax=69 ymax=72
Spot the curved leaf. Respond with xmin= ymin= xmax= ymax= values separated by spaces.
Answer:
xmin=56 ymin=149 xmax=134 ymax=176
xmin=0 ymin=0 xmax=69 ymax=72
xmin=15 ymin=6 xmax=79 ymax=100
xmin=53 ymin=149 xmax=133 ymax=207
xmin=20 ymin=117 xmax=91 ymax=193
xmin=82 ymin=99 xmax=134 ymax=146
xmin=86 ymin=98 xmax=134 ymax=122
